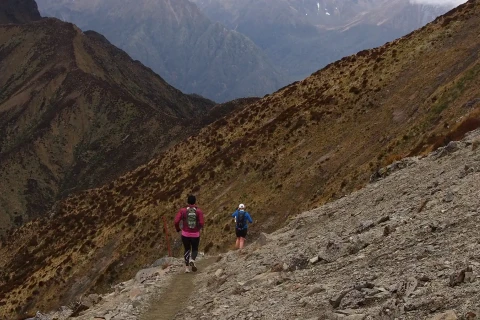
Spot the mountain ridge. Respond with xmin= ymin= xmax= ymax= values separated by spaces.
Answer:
xmin=36 ymin=0 xmax=286 ymax=102
xmin=192 ymin=0 xmax=462 ymax=81
xmin=1 ymin=0 xmax=480 ymax=318
xmin=0 ymin=9 xmax=236 ymax=235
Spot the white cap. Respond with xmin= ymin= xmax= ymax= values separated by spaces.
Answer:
xmin=239 ymin=203 xmax=245 ymax=209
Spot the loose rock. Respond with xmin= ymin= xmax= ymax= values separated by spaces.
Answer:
xmin=428 ymin=310 xmax=458 ymax=320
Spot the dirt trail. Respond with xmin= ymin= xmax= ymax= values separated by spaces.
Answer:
xmin=140 ymin=257 xmax=216 ymax=320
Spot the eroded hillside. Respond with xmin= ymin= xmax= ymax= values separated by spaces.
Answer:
xmin=0 ymin=15 xmax=223 ymax=234
xmin=1 ymin=0 xmax=480 ymax=318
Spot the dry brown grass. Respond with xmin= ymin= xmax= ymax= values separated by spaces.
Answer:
xmin=0 ymin=18 xmax=228 ymax=236
xmin=3 ymin=1 xmax=480 ymax=318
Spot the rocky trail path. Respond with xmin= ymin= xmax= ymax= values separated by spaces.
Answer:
xmin=32 ymin=255 xmax=217 ymax=320
xmin=33 ymin=129 xmax=480 ymax=320
xmin=141 ymin=257 xmax=217 ymax=320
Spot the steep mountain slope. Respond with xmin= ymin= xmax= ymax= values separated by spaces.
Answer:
xmin=181 ymin=130 xmax=480 ymax=320
xmin=192 ymin=0 xmax=462 ymax=80
xmin=54 ymin=130 xmax=480 ymax=320
xmin=0 ymin=0 xmax=41 ymax=24
xmin=2 ymin=0 xmax=480 ymax=318
xmin=35 ymin=0 xmax=285 ymax=102
xmin=0 ymin=6 xmax=225 ymax=234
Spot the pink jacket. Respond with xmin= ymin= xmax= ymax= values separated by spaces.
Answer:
xmin=174 ymin=205 xmax=204 ymax=237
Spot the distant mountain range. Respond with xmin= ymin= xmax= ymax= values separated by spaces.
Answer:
xmin=192 ymin=0 xmax=462 ymax=80
xmin=36 ymin=0 xmax=285 ymax=102
xmin=269 ymin=0 xmax=454 ymax=30
xmin=36 ymin=0 xmax=459 ymax=102
xmin=192 ymin=0 xmax=457 ymax=34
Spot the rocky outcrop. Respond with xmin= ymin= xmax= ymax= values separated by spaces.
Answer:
xmin=0 ymin=0 xmax=41 ymax=24
xmin=36 ymin=0 xmax=285 ymax=102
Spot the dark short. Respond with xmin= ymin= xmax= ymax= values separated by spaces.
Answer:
xmin=235 ymin=228 xmax=247 ymax=238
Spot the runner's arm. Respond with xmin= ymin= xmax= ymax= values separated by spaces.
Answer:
xmin=197 ymin=209 xmax=205 ymax=229
xmin=174 ymin=210 xmax=183 ymax=232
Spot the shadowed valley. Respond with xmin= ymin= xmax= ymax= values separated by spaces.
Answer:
xmin=36 ymin=0 xmax=285 ymax=102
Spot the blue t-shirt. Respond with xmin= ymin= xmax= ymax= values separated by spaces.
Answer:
xmin=232 ymin=210 xmax=253 ymax=230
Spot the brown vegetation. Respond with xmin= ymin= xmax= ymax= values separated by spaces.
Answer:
xmin=0 ymin=16 xmax=255 ymax=235
xmin=2 ymin=0 xmax=480 ymax=318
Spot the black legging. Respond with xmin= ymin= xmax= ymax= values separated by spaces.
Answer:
xmin=182 ymin=236 xmax=200 ymax=266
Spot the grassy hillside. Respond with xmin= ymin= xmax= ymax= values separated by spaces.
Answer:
xmin=0 ymin=17 xmax=223 ymax=234
xmin=1 ymin=0 xmax=480 ymax=318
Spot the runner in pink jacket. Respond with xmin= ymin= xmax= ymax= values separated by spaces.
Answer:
xmin=174 ymin=195 xmax=204 ymax=273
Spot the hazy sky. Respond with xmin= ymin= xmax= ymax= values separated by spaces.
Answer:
xmin=410 ymin=0 xmax=467 ymax=6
